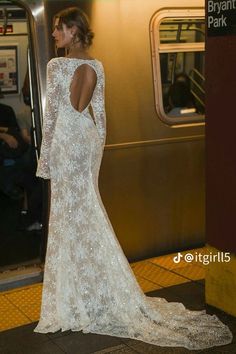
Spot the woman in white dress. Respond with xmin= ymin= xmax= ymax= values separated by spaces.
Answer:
xmin=34 ymin=7 xmax=233 ymax=350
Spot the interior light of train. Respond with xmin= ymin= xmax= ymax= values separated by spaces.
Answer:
xmin=32 ymin=5 xmax=44 ymax=18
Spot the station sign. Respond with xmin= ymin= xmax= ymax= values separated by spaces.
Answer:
xmin=207 ymin=0 xmax=236 ymax=36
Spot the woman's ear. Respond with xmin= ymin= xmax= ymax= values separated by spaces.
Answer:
xmin=71 ymin=25 xmax=78 ymax=36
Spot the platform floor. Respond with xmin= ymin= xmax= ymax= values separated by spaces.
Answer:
xmin=0 ymin=247 xmax=235 ymax=353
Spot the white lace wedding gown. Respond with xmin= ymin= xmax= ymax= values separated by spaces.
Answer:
xmin=34 ymin=57 xmax=233 ymax=350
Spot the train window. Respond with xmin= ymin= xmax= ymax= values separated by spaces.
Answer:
xmin=160 ymin=18 xmax=205 ymax=44
xmin=150 ymin=9 xmax=205 ymax=126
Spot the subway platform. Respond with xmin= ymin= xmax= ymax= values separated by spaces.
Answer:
xmin=0 ymin=247 xmax=236 ymax=354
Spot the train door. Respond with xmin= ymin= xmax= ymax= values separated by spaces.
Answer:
xmin=0 ymin=1 xmax=47 ymax=287
xmin=0 ymin=0 xmax=95 ymax=290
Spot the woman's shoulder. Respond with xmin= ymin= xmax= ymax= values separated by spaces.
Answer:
xmin=92 ymin=59 xmax=105 ymax=73
xmin=46 ymin=57 xmax=62 ymax=71
xmin=48 ymin=56 xmax=103 ymax=63
xmin=46 ymin=57 xmax=105 ymax=75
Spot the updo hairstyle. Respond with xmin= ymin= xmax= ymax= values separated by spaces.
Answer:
xmin=55 ymin=7 xmax=94 ymax=48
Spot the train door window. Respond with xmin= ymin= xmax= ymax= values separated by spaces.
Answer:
xmin=150 ymin=9 xmax=205 ymax=126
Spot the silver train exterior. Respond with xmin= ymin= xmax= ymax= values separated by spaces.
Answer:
xmin=1 ymin=0 xmax=205 ymax=261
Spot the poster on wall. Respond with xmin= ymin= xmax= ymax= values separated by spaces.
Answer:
xmin=0 ymin=46 xmax=18 ymax=94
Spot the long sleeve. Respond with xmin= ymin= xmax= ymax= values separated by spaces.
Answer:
xmin=91 ymin=65 xmax=106 ymax=146
xmin=36 ymin=59 xmax=61 ymax=179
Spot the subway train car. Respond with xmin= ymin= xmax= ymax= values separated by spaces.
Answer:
xmin=0 ymin=0 xmax=205 ymax=285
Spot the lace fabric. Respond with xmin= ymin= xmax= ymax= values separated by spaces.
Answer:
xmin=34 ymin=57 xmax=233 ymax=350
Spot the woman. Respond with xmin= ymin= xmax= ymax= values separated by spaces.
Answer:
xmin=34 ymin=7 xmax=232 ymax=350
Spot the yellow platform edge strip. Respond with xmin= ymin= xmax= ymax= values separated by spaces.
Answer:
xmin=0 ymin=248 xmax=206 ymax=332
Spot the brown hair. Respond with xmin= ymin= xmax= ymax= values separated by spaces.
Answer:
xmin=55 ymin=7 xmax=94 ymax=48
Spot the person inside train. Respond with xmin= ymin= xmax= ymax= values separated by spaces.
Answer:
xmin=175 ymin=72 xmax=191 ymax=88
xmin=0 ymin=87 xmax=28 ymax=199
xmin=33 ymin=6 xmax=232 ymax=351
xmin=175 ymin=72 xmax=198 ymax=108
xmin=0 ymin=88 xmax=22 ymax=155
xmin=164 ymin=72 xmax=196 ymax=114
xmin=167 ymin=81 xmax=198 ymax=117
xmin=0 ymin=84 xmax=42 ymax=230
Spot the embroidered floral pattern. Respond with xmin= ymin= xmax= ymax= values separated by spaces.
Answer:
xmin=34 ymin=57 xmax=232 ymax=350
